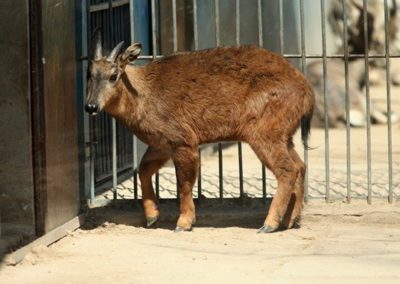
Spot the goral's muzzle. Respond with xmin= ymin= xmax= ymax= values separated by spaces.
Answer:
xmin=85 ymin=103 xmax=99 ymax=116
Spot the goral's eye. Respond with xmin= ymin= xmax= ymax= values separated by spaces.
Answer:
xmin=109 ymin=73 xmax=118 ymax=82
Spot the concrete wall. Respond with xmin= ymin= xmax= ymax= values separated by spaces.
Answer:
xmin=0 ymin=0 xmax=35 ymax=237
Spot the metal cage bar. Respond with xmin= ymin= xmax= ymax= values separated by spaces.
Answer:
xmin=85 ymin=0 xmax=397 ymax=206
xmin=192 ymin=0 xmax=203 ymax=203
xmin=383 ymin=0 xmax=394 ymax=203
xmin=133 ymin=135 xmax=139 ymax=202
xmin=193 ymin=0 xmax=199 ymax=50
xmin=150 ymin=0 xmax=162 ymax=198
xmin=362 ymin=0 xmax=373 ymax=204
xmin=320 ymin=0 xmax=331 ymax=202
xmin=86 ymin=0 xmax=132 ymax=203
xmin=235 ymin=0 xmax=244 ymax=198
xmin=129 ymin=0 xmax=139 ymax=204
xmin=172 ymin=0 xmax=178 ymax=52
xmin=108 ymin=0 xmax=118 ymax=201
xmin=342 ymin=0 xmax=352 ymax=203
xmin=279 ymin=0 xmax=284 ymax=54
xmin=257 ymin=0 xmax=263 ymax=48
xmin=214 ymin=0 xmax=223 ymax=199
xmin=137 ymin=53 xmax=400 ymax=60
xmin=87 ymin=1 xmax=96 ymax=205
xmin=299 ymin=0 xmax=308 ymax=203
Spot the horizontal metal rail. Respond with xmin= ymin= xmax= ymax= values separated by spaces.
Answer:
xmin=135 ymin=53 xmax=400 ymax=61
xmin=90 ymin=0 xmax=129 ymax=12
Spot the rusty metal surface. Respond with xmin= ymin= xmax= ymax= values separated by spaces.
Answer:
xmin=41 ymin=0 xmax=79 ymax=232
xmin=0 ymin=0 xmax=35 ymax=239
xmin=30 ymin=0 xmax=47 ymax=237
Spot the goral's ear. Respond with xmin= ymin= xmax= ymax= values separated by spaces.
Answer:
xmin=118 ymin=43 xmax=142 ymax=69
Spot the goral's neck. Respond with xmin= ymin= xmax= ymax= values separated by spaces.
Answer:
xmin=104 ymin=74 xmax=142 ymax=130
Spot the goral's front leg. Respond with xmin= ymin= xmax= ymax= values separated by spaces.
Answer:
xmin=172 ymin=146 xmax=199 ymax=232
xmin=139 ymin=147 xmax=170 ymax=227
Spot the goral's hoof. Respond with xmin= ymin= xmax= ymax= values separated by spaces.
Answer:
xmin=257 ymin=224 xmax=279 ymax=234
xmin=174 ymin=226 xmax=192 ymax=233
xmin=146 ymin=216 xmax=159 ymax=228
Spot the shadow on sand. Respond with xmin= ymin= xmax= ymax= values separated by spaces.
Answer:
xmin=81 ymin=197 xmax=274 ymax=232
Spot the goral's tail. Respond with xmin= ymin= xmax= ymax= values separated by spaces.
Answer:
xmin=301 ymin=88 xmax=315 ymax=150
xmin=301 ymin=112 xmax=313 ymax=150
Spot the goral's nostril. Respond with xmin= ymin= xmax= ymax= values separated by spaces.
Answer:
xmin=85 ymin=104 xmax=99 ymax=115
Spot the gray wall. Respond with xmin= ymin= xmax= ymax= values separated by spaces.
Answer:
xmin=158 ymin=0 xmax=301 ymax=55
xmin=303 ymin=0 xmax=336 ymax=56
xmin=0 ymin=0 xmax=35 ymax=237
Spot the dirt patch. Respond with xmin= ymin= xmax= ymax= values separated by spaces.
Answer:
xmin=1 ymin=201 xmax=400 ymax=284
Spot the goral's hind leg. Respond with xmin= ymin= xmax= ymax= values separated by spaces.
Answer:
xmin=139 ymin=147 xmax=170 ymax=227
xmin=281 ymin=143 xmax=306 ymax=229
xmin=172 ymin=146 xmax=199 ymax=232
xmin=249 ymin=140 xmax=299 ymax=233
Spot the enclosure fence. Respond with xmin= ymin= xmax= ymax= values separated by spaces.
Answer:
xmin=83 ymin=0 xmax=398 ymax=205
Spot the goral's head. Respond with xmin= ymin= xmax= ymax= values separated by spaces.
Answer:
xmin=85 ymin=30 xmax=141 ymax=116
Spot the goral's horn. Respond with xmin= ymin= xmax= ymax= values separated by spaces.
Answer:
xmin=93 ymin=28 xmax=103 ymax=61
xmin=106 ymin=41 xmax=124 ymax=63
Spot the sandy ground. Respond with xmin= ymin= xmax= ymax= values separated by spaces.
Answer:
xmin=1 ymin=73 xmax=399 ymax=283
xmin=1 ymin=201 xmax=400 ymax=284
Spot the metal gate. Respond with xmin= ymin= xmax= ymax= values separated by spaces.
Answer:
xmin=88 ymin=0 xmax=133 ymax=186
xmin=81 ymin=0 xmax=399 ymax=205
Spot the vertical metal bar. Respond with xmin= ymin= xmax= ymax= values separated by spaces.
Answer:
xmin=214 ymin=0 xmax=223 ymax=198
xmin=262 ymin=166 xmax=267 ymax=203
xmin=87 ymin=1 xmax=96 ymax=204
xmin=109 ymin=0 xmax=114 ymax=44
xmin=172 ymin=0 xmax=178 ymax=52
xmin=299 ymin=0 xmax=309 ymax=203
xmin=150 ymin=0 xmax=161 ymax=197
xmin=238 ymin=143 xmax=244 ymax=198
xmin=109 ymin=0 xmax=118 ymax=200
xmin=258 ymin=0 xmax=266 ymax=201
xmin=342 ymin=0 xmax=352 ymax=203
xmin=193 ymin=0 xmax=199 ymax=50
xmin=257 ymin=0 xmax=263 ymax=47
xmin=133 ymin=136 xmax=138 ymax=202
xmin=82 ymin=0 xmax=91 ymax=202
xmin=197 ymin=148 xmax=202 ymax=201
xmin=320 ymin=0 xmax=330 ymax=202
xmin=155 ymin=172 xmax=160 ymax=199
xmin=193 ymin=0 xmax=202 ymax=202
xmin=362 ymin=0 xmax=372 ymax=204
xmin=154 ymin=142 xmax=160 ymax=195
xmin=218 ymin=143 xmax=223 ymax=199
xmin=130 ymin=0 xmax=139 ymax=203
xmin=112 ymin=119 xmax=117 ymax=200
xmin=90 ymin=117 xmax=96 ymax=203
xmin=236 ymin=0 xmax=240 ymax=45
xmin=151 ymin=0 xmax=158 ymax=57
xmin=235 ymin=0 xmax=244 ymax=198
xmin=298 ymin=3 xmax=306 ymax=110
xmin=279 ymin=0 xmax=284 ymax=54
xmin=215 ymin=0 xmax=220 ymax=46
xmin=130 ymin=0 xmax=135 ymax=42
xmin=383 ymin=0 xmax=393 ymax=203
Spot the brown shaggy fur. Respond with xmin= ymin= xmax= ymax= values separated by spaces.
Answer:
xmin=86 ymin=43 xmax=315 ymax=232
